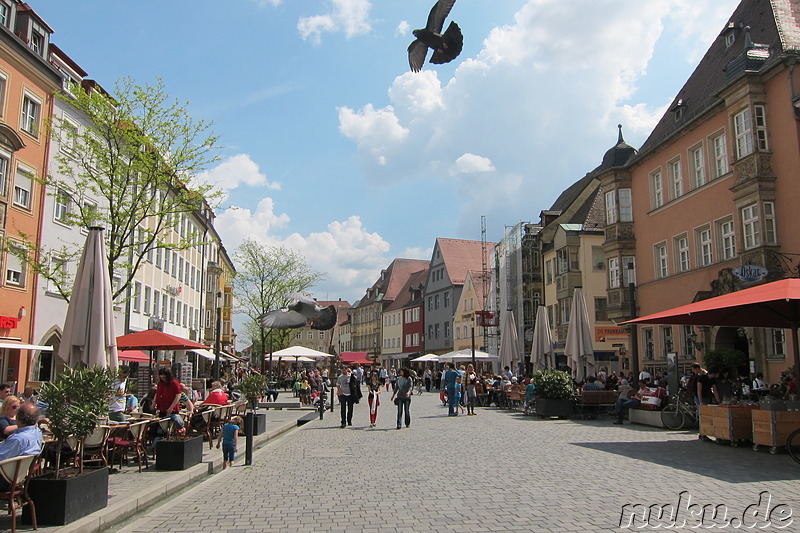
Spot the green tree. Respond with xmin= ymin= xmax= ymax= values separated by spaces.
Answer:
xmin=16 ymin=76 xmax=221 ymax=302
xmin=234 ymin=239 xmax=324 ymax=370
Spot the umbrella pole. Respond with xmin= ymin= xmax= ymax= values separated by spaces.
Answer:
xmin=792 ymin=324 xmax=800 ymax=386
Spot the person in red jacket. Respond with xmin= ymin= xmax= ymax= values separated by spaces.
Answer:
xmin=155 ymin=368 xmax=184 ymax=429
xmin=201 ymin=382 xmax=230 ymax=405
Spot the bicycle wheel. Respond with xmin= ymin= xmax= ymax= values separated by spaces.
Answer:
xmin=661 ymin=404 xmax=685 ymax=430
xmin=788 ymin=429 xmax=800 ymax=465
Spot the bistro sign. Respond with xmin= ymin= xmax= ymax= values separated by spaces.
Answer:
xmin=0 ymin=316 xmax=19 ymax=329
xmin=733 ymin=265 xmax=769 ymax=283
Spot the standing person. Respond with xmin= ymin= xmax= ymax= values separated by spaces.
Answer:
xmin=216 ymin=415 xmax=242 ymax=470
xmin=367 ymin=372 xmax=381 ymax=427
xmin=424 ymin=368 xmax=432 ymax=392
xmin=379 ymin=366 xmax=389 ymax=391
xmin=155 ymin=368 xmax=184 ymax=430
xmin=108 ymin=366 xmax=130 ymax=422
xmin=389 ymin=367 xmax=398 ymax=392
xmin=337 ymin=367 xmax=354 ymax=428
xmin=356 ymin=365 xmax=364 ymax=384
xmin=464 ymin=364 xmax=477 ymax=415
xmin=392 ymin=368 xmax=413 ymax=429
xmin=443 ymin=363 xmax=460 ymax=416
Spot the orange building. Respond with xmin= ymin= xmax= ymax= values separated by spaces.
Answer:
xmin=604 ymin=0 xmax=800 ymax=382
xmin=0 ymin=3 xmax=62 ymax=388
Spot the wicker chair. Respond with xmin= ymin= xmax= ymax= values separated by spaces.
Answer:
xmin=0 ymin=454 xmax=39 ymax=533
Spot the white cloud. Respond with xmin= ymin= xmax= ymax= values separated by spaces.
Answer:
xmin=298 ymin=0 xmax=373 ymax=44
xmin=195 ymin=154 xmax=280 ymax=196
xmin=249 ymin=0 xmax=281 ymax=7
xmin=396 ymin=20 xmax=410 ymax=37
xmin=337 ymin=103 xmax=409 ymax=165
xmin=452 ymin=153 xmax=495 ymax=175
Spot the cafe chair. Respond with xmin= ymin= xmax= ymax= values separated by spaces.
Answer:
xmin=79 ymin=425 xmax=112 ymax=469
xmin=0 ymin=454 xmax=39 ymax=533
xmin=109 ymin=420 xmax=152 ymax=472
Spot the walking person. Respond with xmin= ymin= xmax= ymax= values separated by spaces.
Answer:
xmin=392 ymin=368 xmax=413 ymax=429
xmin=216 ymin=415 xmax=242 ymax=469
xmin=389 ymin=367 xmax=398 ymax=392
xmin=465 ymin=363 xmax=477 ymax=415
xmin=443 ymin=363 xmax=460 ymax=416
xmin=424 ymin=368 xmax=432 ymax=392
xmin=337 ymin=367 xmax=355 ymax=428
xmin=367 ymin=372 xmax=381 ymax=427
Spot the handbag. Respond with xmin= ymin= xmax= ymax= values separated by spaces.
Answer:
xmin=393 ymin=397 xmax=399 ymax=405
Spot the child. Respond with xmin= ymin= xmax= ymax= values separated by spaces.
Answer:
xmin=216 ymin=415 xmax=243 ymax=469
xmin=455 ymin=376 xmax=464 ymax=414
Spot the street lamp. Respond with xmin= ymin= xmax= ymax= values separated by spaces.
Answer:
xmin=214 ymin=291 xmax=222 ymax=382
xmin=627 ymin=261 xmax=640 ymax=380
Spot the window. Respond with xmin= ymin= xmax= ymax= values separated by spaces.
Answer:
xmin=696 ymin=225 xmax=713 ymax=267
xmin=682 ymin=325 xmax=695 ymax=358
xmin=608 ymin=257 xmax=620 ymax=289
xmin=770 ymin=329 xmax=786 ymax=358
xmin=754 ymin=105 xmax=768 ymax=151
xmin=619 ymin=188 xmax=632 ymax=222
xmin=712 ymin=132 xmax=729 ymax=177
xmin=5 ymin=243 xmax=25 ymax=286
xmin=21 ymin=95 xmax=41 ymax=136
xmin=29 ymin=28 xmax=44 ymax=56
xmin=169 ymin=297 xmax=175 ymax=323
xmin=545 ymin=260 xmax=553 ymax=285
xmin=81 ymin=200 xmax=98 ymax=230
xmin=622 ymin=256 xmax=636 ymax=285
xmin=690 ymin=145 xmax=706 ymax=188
xmin=54 ymin=188 xmax=71 ymax=222
xmin=133 ymin=282 xmax=141 ymax=312
xmin=13 ymin=166 xmax=32 ymax=209
xmin=669 ymin=158 xmax=683 ymax=199
xmin=143 ymin=286 xmax=151 ymax=315
xmin=718 ymin=218 xmax=736 ymax=260
xmin=734 ymin=108 xmax=753 ymax=159
xmin=307 ymin=332 xmax=313 ymax=340
xmin=0 ymin=72 xmax=6 ymax=118
xmin=651 ymin=169 xmax=663 ymax=208
xmin=434 ymin=294 xmax=439 ymax=310
xmin=643 ymin=329 xmax=654 ymax=361
xmin=0 ymin=2 xmax=9 ymax=28
xmin=434 ymin=323 xmax=440 ymax=339
xmin=675 ymin=234 xmax=690 ymax=273
xmin=556 ymin=249 xmax=569 ymax=274
xmin=46 ymin=253 xmax=67 ymax=293
xmin=662 ymin=326 xmax=674 ymax=354
xmin=560 ymin=298 xmax=571 ymax=325
xmin=183 ymin=306 xmax=188 ymax=327
xmin=763 ymin=201 xmax=776 ymax=245
xmin=153 ymin=290 xmax=161 ymax=317
xmin=741 ymin=204 xmax=760 ymax=250
xmin=162 ymin=294 xmax=168 ymax=321
xmin=605 ymin=190 xmax=618 ymax=224
xmin=594 ymin=298 xmax=608 ymax=322
xmin=444 ymin=292 xmax=449 ymax=307
xmin=427 ymin=297 xmax=432 ymax=311
xmin=60 ymin=117 xmax=78 ymax=155
xmin=444 ymin=321 xmax=450 ymax=338
xmin=655 ymin=243 xmax=669 ymax=279
xmin=0 ymin=151 xmax=8 ymax=196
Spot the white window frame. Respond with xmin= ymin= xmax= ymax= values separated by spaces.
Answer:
xmin=143 ymin=286 xmax=151 ymax=316
xmin=605 ymin=190 xmax=618 ymax=224
xmin=0 ymin=71 xmax=6 ymax=119
xmin=54 ymin=187 xmax=71 ymax=223
xmin=696 ymin=225 xmax=713 ymax=267
xmin=741 ymin=204 xmax=760 ymax=250
xmin=655 ymin=243 xmax=669 ymax=279
xmin=712 ymin=132 xmax=729 ymax=178
xmin=20 ymin=93 xmax=41 ymax=136
xmin=47 ymin=252 xmax=67 ymax=293
xmin=690 ymin=144 xmax=706 ymax=188
xmin=619 ymin=188 xmax=632 ymax=222
xmin=0 ymin=149 xmax=9 ymax=196
xmin=5 ymin=242 xmax=25 ymax=286
xmin=133 ymin=281 xmax=142 ymax=313
xmin=718 ymin=217 xmax=736 ymax=260
xmin=754 ymin=104 xmax=768 ymax=151
xmin=651 ymin=169 xmax=663 ymax=208
xmin=771 ymin=329 xmax=786 ymax=358
xmin=763 ymin=201 xmax=776 ymax=245
xmin=675 ymin=234 xmax=690 ymax=273
xmin=13 ymin=165 xmax=33 ymax=209
xmin=734 ymin=108 xmax=754 ymax=159
xmin=622 ymin=256 xmax=636 ymax=286
xmin=669 ymin=158 xmax=683 ymax=199
xmin=608 ymin=257 xmax=620 ymax=289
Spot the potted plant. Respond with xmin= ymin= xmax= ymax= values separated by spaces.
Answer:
xmin=532 ymin=369 xmax=575 ymax=419
xmin=236 ymin=374 xmax=267 ymax=435
xmin=25 ymin=366 xmax=115 ymax=526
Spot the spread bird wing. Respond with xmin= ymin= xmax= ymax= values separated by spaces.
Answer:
xmin=309 ymin=305 xmax=337 ymax=331
xmin=427 ymin=0 xmax=457 ymax=33
xmin=286 ymin=292 xmax=317 ymax=307
xmin=430 ymin=21 xmax=463 ymax=65
xmin=408 ymin=39 xmax=428 ymax=72
xmin=260 ymin=309 xmax=307 ymax=330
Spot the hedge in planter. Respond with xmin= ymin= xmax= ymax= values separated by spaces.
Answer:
xmin=532 ymin=369 xmax=575 ymax=419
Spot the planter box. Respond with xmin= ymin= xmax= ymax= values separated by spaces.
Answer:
xmin=244 ymin=412 xmax=266 ymax=436
xmin=156 ymin=435 xmax=203 ymax=470
xmin=536 ymin=398 xmax=574 ymax=419
xmin=752 ymin=409 xmax=800 ymax=449
xmin=701 ymin=405 xmax=757 ymax=444
xmin=24 ymin=466 xmax=109 ymax=526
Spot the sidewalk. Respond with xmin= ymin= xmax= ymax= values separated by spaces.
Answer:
xmin=0 ymin=408 xmax=314 ymax=533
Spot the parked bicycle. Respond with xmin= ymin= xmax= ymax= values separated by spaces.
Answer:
xmin=788 ymin=428 xmax=800 ymax=465
xmin=660 ymin=395 xmax=698 ymax=430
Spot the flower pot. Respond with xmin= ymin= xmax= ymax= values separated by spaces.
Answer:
xmin=24 ymin=466 xmax=109 ymax=526
xmin=536 ymin=398 xmax=574 ymax=419
xmin=244 ymin=412 xmax=266 ymax=436
xmin=156 ymin=435 xmax=203 ymax=470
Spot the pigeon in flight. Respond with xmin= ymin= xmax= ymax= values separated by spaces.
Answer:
xmin=260 ymin=293 xmax=337 ymax=331
xmin=408 ymin=0 xmax=463 ymax=72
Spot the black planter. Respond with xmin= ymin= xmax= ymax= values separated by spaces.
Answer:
xmin=244 ymin=412 xmax=266 ymax=436
xmin=536 ymin=398 xmax=574 ymax=419
xmin=156 ymin=435 xmax=203 ymax=470
xmin=24 ymin=466 xmax=109 ymax=526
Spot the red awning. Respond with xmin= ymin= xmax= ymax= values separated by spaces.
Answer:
xmin=341 ymin=351 xmax=372 ymax=365
xmin=118 ymin=350 xmax=150 ymax=363
xmin=117 ymin=329 xmax=211 ymax=351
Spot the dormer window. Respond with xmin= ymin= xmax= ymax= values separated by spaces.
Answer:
xmin=725 ymin=31 xmax=736 ymax=48
xmin=0 ymin=1 xmax=10 ymax=28
xmin=30 ymin=27 xmax=44 ymax=55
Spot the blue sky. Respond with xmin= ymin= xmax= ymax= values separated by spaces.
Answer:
xmin=32 ymin=0 xmax=740 ymax=308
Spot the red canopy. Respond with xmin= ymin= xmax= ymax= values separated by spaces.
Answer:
xmin=626 ymin=278 xmax=800 ymax=381
xmin=118 ymin=350 xmax=150 ymax=363
xmin=340 ymin=351 xmax=372 ymax=365
xmin=116 ymin=329 xmax=211 ymax=351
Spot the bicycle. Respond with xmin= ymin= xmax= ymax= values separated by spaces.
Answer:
xmin=415 ymin=378 xmax=425 ymax=395
xmin=788 ymin=428 xmax=800 ymax=465
xmin=660 ymin=395 xmax=698 ymax=430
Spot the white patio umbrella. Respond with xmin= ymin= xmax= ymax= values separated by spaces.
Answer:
xmin=410 ymin=353 xmax=440 ymax=362
xmin=436 ymin=349 xmax=498 ymax=362
xmin=530 ymin=305 xmax=553 ymax=371
xmin=498 ymin=309 xmax=519 ymax=372
xmin=271 ymin=346 xmax=333 ymax=358
xmin=59 ymin=227 xmax=118 ymax=369
xmin=564 ymin=288 xmax=595 ymax=382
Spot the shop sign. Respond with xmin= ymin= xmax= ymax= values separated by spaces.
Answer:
xmin=0 ymin=316 xmax=19 ymax=329
xmin=595 ymin=326 xmax=628 ymax=343
xmin=733 ymin=265 xmax=768 ymax=282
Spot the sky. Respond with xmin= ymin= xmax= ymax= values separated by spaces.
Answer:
xmin=31 ymin=0 xmax=741 ymax=316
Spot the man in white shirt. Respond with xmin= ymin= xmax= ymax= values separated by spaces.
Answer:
xmin=108 ymin=366 xmax=130 ymax=422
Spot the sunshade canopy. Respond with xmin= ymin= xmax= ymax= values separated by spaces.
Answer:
xmin=340 ymin=352 xmax=373 ymax=365
xmin=118 ymin=350 xmax=149 ymax=363
xmin=271 ymin=346 xmax=333 ymax=358
xmin=117 ymin=330 xmax=211 ymax=351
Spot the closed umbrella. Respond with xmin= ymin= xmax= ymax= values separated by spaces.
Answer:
xmin=565 ymin=288 xmax=595 ymax=382
xmin=59 ymin=227 xmax=118 ymax=369
xmin=498 ymin=310 xmax=520 ymax=373
xmin=530 ymin=305 xmax=553 ymax=371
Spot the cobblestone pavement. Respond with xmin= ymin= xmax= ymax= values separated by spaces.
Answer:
xmin=111 ymin=391 xmax=800 ymax=533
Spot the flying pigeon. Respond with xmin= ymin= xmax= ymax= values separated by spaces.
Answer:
xmin=260 ymin=293 xmax=337 ymax=331
xmin=408 ymin=0 xmax=463 ymax=72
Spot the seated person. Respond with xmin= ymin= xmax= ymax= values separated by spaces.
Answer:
xmin=0 ymin=396 xmax=21 ymax=440
xmin=201 ymin=382 xmax=230 ymax=405
xmin=19 ymin=387 xmax=37 ymax=404
xmin=140 ymin=387 xmax=157 ymax=415
xmin=613 ymin=379 xmax=650 ymax=425
xmin=125 ymin=392 xmax=139 ymax=414
xmin=581 ymin=376 xmax=603 ymax=392
xmin=0 ymin=403 xmax=43 ymax=490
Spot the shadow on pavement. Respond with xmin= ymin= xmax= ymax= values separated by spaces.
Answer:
xmin=573 ymin=439 xmax=799 ymax=483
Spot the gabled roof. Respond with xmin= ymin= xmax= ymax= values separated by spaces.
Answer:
xmin=357 ymin=258 xmax=430 ymax=307
xmin=385 ymin=268 xmax=428 ymax=311
xmin=635 ymin=0 xmax=796 ymax=159
xmin=436 ymin=238 xmax=493 ymax=286
xmin=465 ymin=269 xmax=490 ymax=310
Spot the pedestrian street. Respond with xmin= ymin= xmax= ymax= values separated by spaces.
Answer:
xmin=113 ymin=389 xmax=800 ymax=533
